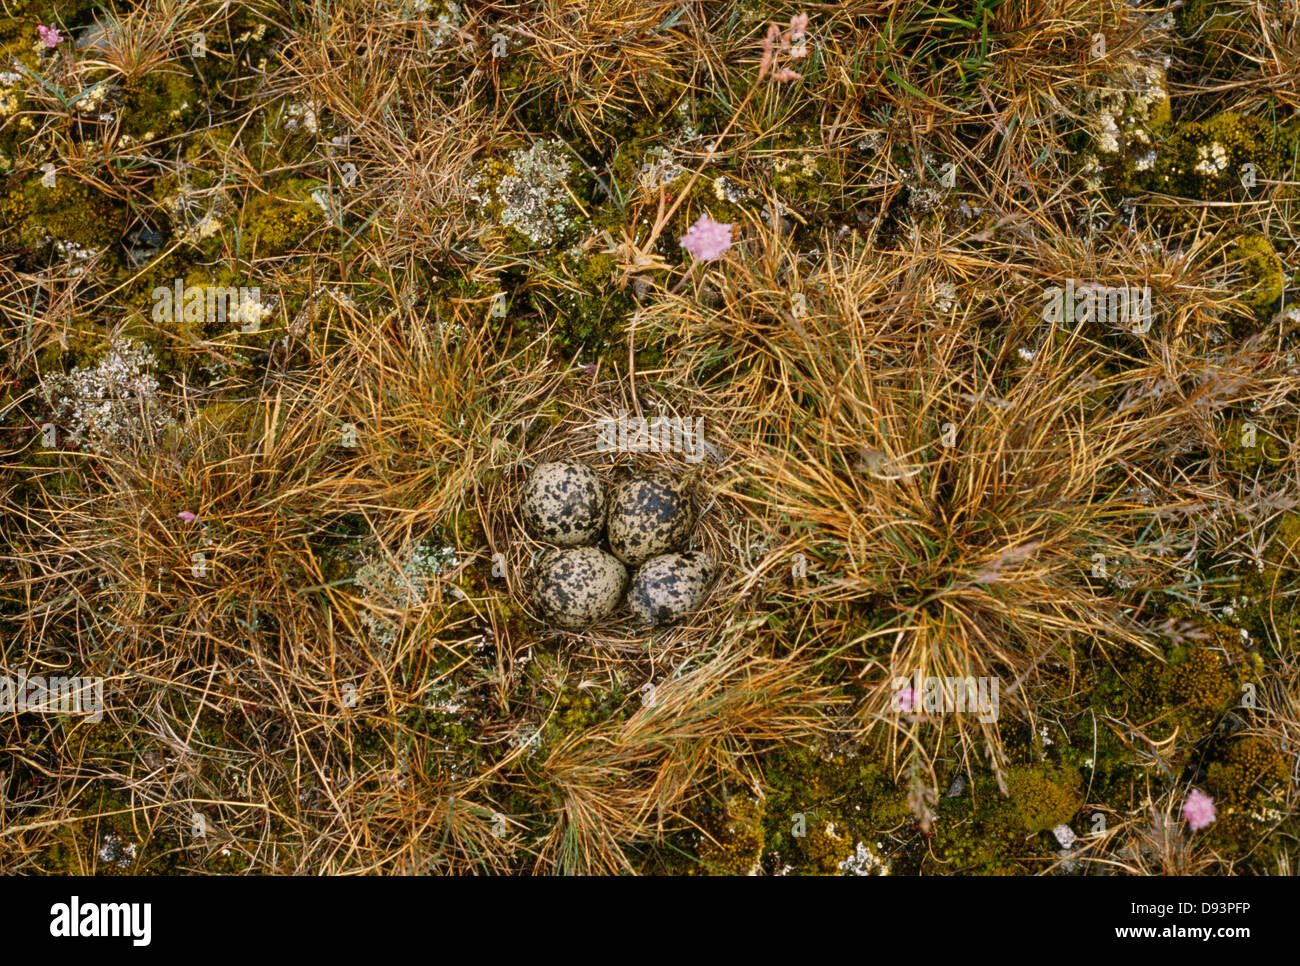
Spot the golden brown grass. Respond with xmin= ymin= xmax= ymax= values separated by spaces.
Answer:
xmin=2 ymin=0 xmax=1299 ymax=875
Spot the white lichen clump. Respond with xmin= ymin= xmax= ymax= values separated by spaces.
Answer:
xmin=636 ymin=146 xmax=687 ymax=194
xmin=839 ymin=840 xmax=891 ymax=876
xmin=228 ymin=291 xmax=273 ymax=330
xmin=471 ymin=139 xmax=576 ymax=246
xmin=73 ymin=80 xmax=115 ymax=120
xmin=40 ymin=338 xmax=174 ymax=454
xmin=1193 ymin=142 xmax=1230 ymax=176
xmin=1087 ymin=58 xmax=1168 ymax=156
xmin=52 ymin=238 xmax=100 ymax=275
xmin=165 ymin=186 xmax=230 ymax=245
xmin=1078 ymin=56 xmax=1170 ymax=188
xmin=393 ymin=0 xmax=463 ymax=49
xmin=902 ymin=152 xmax=948 ymax=214
xmin=97 ymin=833 xmax=137 ymax=869
xmin=355 ymin=541 xmax=461 ymax=648
xmin=0 ymin=68 xmax=24 ymax=127
xmin=712 ymin=174 xmax=752 ymax=206
xmin=932 ymin=281 xmax=957 ymax=315
xmin=281 ymin=100 xmax=319 ymax=134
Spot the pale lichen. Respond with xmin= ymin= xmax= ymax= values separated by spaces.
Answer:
xmin=39 ymin=338 xmax=174 ymax=454
xmin=469 ymin=139 xmax=578 ymax=246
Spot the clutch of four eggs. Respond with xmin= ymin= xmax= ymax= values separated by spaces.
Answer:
xmin=520 ymin=461 xmax=713 ymax=628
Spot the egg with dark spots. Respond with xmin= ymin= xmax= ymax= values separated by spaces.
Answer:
xmin=627 ymin=552 xmax=714 ymax=625
xmin=520 ymin=461 xmax=606 ymax=546
xmin=606 ymin=474 xmax=693 ymax=565
xmin=533 ymin=546 xmax=628 ymax=628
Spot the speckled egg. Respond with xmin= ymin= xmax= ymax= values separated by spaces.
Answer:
xmin=533 ymin=546 xmax=628 ymax=629
xmin=626 ymin=551 xmax=714 ymax=625
xmin=606 ymin=474 xmax=694 ymax=566
xmin=520 ymin=461 xmax=606 ymax=546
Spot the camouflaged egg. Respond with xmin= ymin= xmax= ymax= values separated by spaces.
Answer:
xmin=533 ymin=546 xmax=628 ymax=629
xmin=627 ymin=551 xmax=714 ymax=625
xmin=520 ymin=461 xmax=606 ymax=546
xmin=606 ymin=474 xmax=693 ymax=566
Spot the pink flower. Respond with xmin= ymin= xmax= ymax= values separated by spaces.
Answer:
xmin=760 ymin=14 xmax=811 ymax=81
xmin=1182 ymin=789 xmax=1217 ymax=831
xmin=759 ymin=22 xmax=781 ymax=79
xmin=679 ymin=215 xmax=733 ymax=261
xmin=178 ymin=511 xmax=198 ymax=524
xmin=37 ymin=24 xmax=62 ymax=48
xmin=894 ymin=685 xmax=917 ymax=713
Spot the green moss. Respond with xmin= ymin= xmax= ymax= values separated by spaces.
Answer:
xmin=1103 ymin=626 xmax=1258 ymax=758
xmin=39 ymin=783 xmax=182 ymax=875
xmin=120 ymin=248 xmax=198 ymax=321
xmin=122 ymin=68 xmax=201 ymax=142
xmin=1219 ymin=230 xmax=1287 ymax=318
xmin=1223 ymin=414 xmax=1284 ymax=473
xmin=153 ymin=126 xmax=236 ymax=200
xmin=604 ymin=129 xmax=691 ymax=204
xmin=1263 ymin=512 xmax=1300 ymax=571
xmin=0 ymin=173 xmax=127 ymax=257
xmin=191 ymin=396 xmax=260 ymax=439
xmin=695 ymin=794 xmax=765 ymax=875
xmin=1071 ymin=58 xmax=1171 ymax=195
xmin=536 ymin=686 xmax=629 ymax=749
xmin=1176 ymin=1 xmax=1254 ymax=75
xmin=34 ymin=318 xmax=113 ymax=378
xmin=0 ymin=0 xmax=94 ymax=62
xmin=187 ymin=13 xmax=278 ymax=95
xmin=756 ymin=744 xmax=909 ymax=874
xmin=316 ymin=537 xmax=359 ymax=587
xmin=1164 ymin=645 xmax=1242 ymax=716
xmin=240 ymin=178 xmax=328 ymax=256
xmin=249 ymin=96 xmax=330 ymax=171
xmin=1203 ymin=735 xmax=1290 ymax=855
xmin=120 ymin=265 xmax=276 ymax=372
xmin=446 ymin=506 xmax=484 ymax=552
xmin=930 ymin=812 xmax=1022 ymax=873
xmin=2 ymin=0 xmax=96 ymax=21
xmin=771 ymin=150 xmax=835 ymax=208
xmin=1005 ymin=763 xmax=1083 ymax=834
xmin=0 ymin=28 xmax=41 ymax=168
xmin=1231 ymin=512 xmax=1300 ymax=653
xmin=793 ymin=816 xmax=859 ymax=874
xmin=529 ymin=249 xmax=636 ymax=363
xmin=489 ymin=39 xmax=687 ymax=150
xmin=1144 ymin=112 xmax=1287 ymax=202
xmin=927 ymin=762 xmax=1082 ymax=873
xmin=399 ymin=704 xmax=490 ymax=782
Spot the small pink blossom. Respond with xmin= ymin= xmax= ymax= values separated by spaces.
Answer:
xmin=759 ymin=14 xmax=811 ymax=81
xmin=780 ymin=14 xmax=811 ymax=66
xmin=679 ymin=215 xmax=733 ymax=261
xmin=1182 ymin=788 xmax=1217 ymax=831
xmin=894 ymin=685 xmax=917 ymax=713
xmin=37 ymin=24 xmax=63 ymax=48
xmin=758 ymin=22 xmax=782 ymax=80
xmin=178 ymin=511 xmax=198 ymax=524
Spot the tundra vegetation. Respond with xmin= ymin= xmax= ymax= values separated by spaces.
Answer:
xmin=0 ymin=0 xmax=1298 ymax=875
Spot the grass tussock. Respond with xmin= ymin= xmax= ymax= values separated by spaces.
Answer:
xmin=1 ymin=0 xmax=1299 ymax=875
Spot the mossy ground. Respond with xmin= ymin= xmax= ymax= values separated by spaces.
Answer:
xmin=3 ymin=0 xmax=1300 ymax=877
